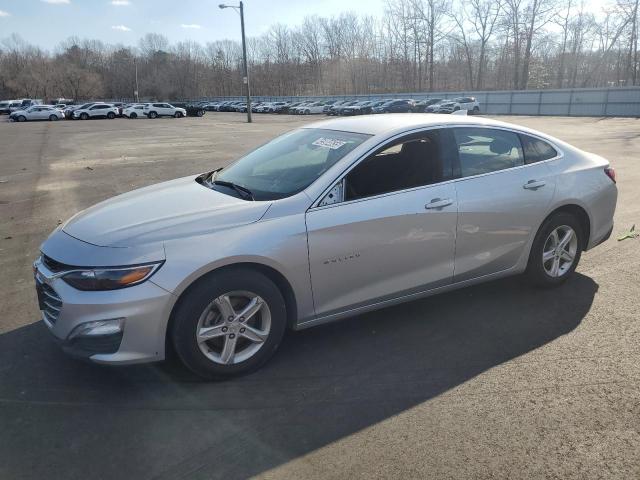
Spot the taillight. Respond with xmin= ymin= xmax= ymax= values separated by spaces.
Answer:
xmin=605 ymin=166 xmax=616 ymax=183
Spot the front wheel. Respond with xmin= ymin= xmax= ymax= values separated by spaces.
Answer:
xmin=129 ymin=112 xmax=137 ymax=119
xmin=526 ymin=212 xmax=583 ymax=287
xmin=49 ymin=115 xmax=58 ymax=121
xmin=80 ymin=113 xmax=89 ymax=120
xmin=107 ymin=112 xmax=116 ymax=119
xmin=17 ymin=115 xmax=26 ymax=122
xmin=196 ymin=110 xmax=204 ymax=117
xmin=171 ymin=268 xmax=287 ymax=380
xmin=174 ymin=111 xmax=183 ymax=118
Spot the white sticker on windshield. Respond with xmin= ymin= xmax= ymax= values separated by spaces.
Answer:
xmin=312 ymin=138 xmax=348 ymax=149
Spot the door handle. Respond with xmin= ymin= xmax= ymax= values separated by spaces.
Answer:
xmin=523 ymin=180 xmax=546 ymax=190
xmin=425 ymin=198 xmax=454 ymax=209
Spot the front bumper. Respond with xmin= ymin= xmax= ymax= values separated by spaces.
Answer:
xmin=34 ymin=252 xmax=176 ymax=365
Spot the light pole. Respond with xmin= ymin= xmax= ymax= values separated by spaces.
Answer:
xmin=219 ymin=1 xmax=252 ymax=123
xmin=134 ymin=57 xmax=139 ymax=103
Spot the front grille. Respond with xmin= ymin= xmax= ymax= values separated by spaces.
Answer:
xmin=37 ymin=279 xmax=62 ymax=325
xmin=41 ymin=254 xmax=75 ymax=273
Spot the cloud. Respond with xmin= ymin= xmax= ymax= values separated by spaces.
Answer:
xmin=41 ymin=0 xmax=71 ymax=4
xmin=111 ymin=0 xmax=131 ymax=5
xmin=0 ymin=10 xmax=10 ymax=17
xmin=111 ymin=25 xmax=132 ymax=31
xmin=180 ymin=24 xmax=202 ymax=29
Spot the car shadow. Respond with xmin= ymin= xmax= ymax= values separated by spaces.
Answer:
xmin=0 ymin=273 xmax=597 ymax=480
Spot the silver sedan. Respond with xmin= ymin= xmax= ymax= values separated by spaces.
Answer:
xmin=34 ymin=114 xmax=617 ymax=378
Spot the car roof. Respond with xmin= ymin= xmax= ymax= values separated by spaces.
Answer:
xmin=303 ymin=113 xmax=535 ymax=136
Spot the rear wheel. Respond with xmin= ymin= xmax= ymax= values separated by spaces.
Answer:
xmin=148 ymin=111 xmax=158 ymax=119
xmin=196 ymin=110 xmax=204 ymax=117
xmin=171 ymin=268 xmax=287 ymax=380
xmin=526 ymin=212 xmax=583 ymax=287
xmin=130 ymin=112 xmax=137 ymax=119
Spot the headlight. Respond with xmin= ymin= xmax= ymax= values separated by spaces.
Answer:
xmin=62 ymin=262 xmax=163 ymax=291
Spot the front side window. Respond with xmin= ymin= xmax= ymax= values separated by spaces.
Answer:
xmin=520 ymin=134 xmax=558 ymax=164
xmin=453 ymin=128 xmax=524 ymax=178
xmin=215 ymin=128 xmax=369 ymax=200
xmin=344 ymin=129 xmax=452 ymax=201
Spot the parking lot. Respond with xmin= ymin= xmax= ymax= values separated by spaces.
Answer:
xmin=0 ymin=113 xmax=639 ymax=479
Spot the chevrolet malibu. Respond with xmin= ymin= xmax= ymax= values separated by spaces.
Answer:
xmin=34 ymin=114 xmax=617 ymax=379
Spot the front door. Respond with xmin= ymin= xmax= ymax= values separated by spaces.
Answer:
xmin=306 ymin=129 xmax=459 ymax=317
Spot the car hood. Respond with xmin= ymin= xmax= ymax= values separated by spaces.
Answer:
xmin=62 ymin=175 xmax=272 ymax=247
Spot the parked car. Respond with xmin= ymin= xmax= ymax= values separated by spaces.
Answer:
xmin=267 ymin=102 xmax=290 ymax=113
xmin=341 ymin=100 xmax=383 ymax=116
xmin=295 ymin=102 xmax=326 ymax=115
xmin=122 ymin=104 xmax=147 ymax=119
xmin=10 ymin=99 xmax=43 ymax=112
xmin=143 ymin=103 xmax=187 ymax=119
xmin=372 ymin=99 xmax=414 ymax=113
xmin=328 ymin=100 xmax=358 ymax=115
xmin=32 ymin=114 xmax=617 ymax=379
xmin=322 ymin=100 xmax=343 ymax=113
xmin=0 ymin=100 xmax=14 ymax=114
xmin=427 ymin=97 xmax=480 ymax=114
xmin=65 ymin=103 xmax=95 ymax=119
xmin=280 ymin=102 xmax=302 ymax=114
xmin=412 ymin=98 xmax=443 ymax=112
xmin=172 ymin=102 xmax=206 ymax=117
xmin=202 ymin=102 xmax=219 ymax=111
xmin=73 ymin=103 xmax=119 ymax=120
xmin=9 ymin=105 xmax=65 ymax=122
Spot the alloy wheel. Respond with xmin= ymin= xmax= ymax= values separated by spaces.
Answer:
xmin=195 ymin=290 xmax=271 ymax=365
xmin=542 ymin=225 xmax=578 ymax=277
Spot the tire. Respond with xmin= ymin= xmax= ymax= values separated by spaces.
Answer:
xmin=171 ymin=268 xmax=287 ymax=380
xmin=17 ymin=115 xmax=26 ymax=122
xmin=107 ymin=112 xmax=116 ymax=119
xmin=473 ymin=106 xmax=480 ymax=114
xmin=526 ymin=212 xmax=584 ymax=288
xmin=454 ymin=106 xmax=460 ymax=111
xmin=148 ymin=111 xmax=158 ymax=119
xmin=174 ymin=111 xmax=183 ymax=118
xmin=49 ymin=115 xmax=58 ymax=121
xmin=196 ymin=110 xmax=204 ymax=117
xmin=80 ymin=113 xmax=89 ymax=120
xmin=130 ymin=112 xmax=137 ymax=119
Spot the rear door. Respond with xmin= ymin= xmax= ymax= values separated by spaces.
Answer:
xmin=306 ymin=128 xmax=459 ymax=317
xmin=451 ymin=127 xmax=557 ymax=282
xmin=89 ymin=105 xmax=106 ymax=117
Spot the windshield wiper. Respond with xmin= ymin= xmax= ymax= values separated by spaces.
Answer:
xmin=212 ymin=179 xmax=255 ymax=201
xmin=201 ymin=167 xmax=255 ymax=201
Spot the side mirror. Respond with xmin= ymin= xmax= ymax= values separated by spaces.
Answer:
xmin=318 ymin=179 xmax=344 ymax=207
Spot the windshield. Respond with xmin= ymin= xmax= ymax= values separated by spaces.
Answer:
xmin=214 ymin=128 xmax=370 ymax=200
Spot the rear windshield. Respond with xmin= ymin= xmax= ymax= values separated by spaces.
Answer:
xmin=215 ymin=128 xmax=370 ymax=200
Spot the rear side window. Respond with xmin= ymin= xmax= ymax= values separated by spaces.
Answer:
xmin=345 ymin=129 xmax=453 ymax=201
xmin=453 ymin=128 xmax=524 ymax=178
xmin=520 ymin=134 xmax=558 ymax=164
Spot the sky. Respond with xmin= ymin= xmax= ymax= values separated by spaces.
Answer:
xmin=0 ymin=0 xmax=386 ymax=49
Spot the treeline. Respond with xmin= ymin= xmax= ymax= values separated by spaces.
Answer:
xmin=1 ymin=0 xmax=639 ymax=101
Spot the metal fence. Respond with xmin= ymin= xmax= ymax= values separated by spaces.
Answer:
xmin=192 ymin=86 xmax=640 ymax=117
